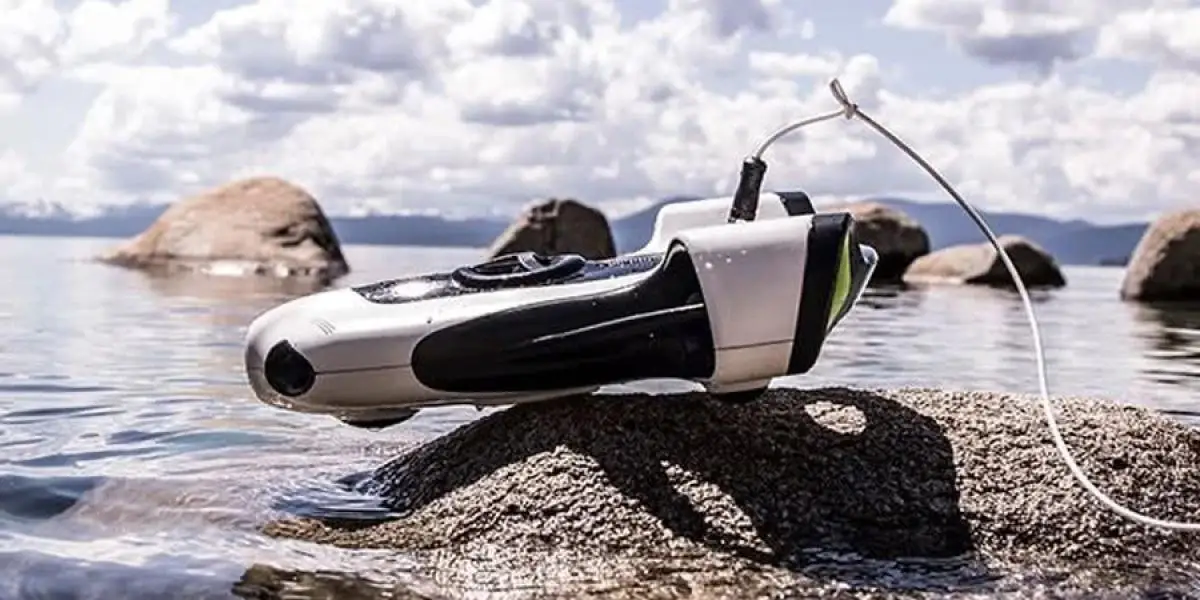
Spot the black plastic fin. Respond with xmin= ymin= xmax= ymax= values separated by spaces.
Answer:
xmin=786 ymin=212 xmax=852 ymax=374
xmin=777 ymin=190 xmax=816 ymax=216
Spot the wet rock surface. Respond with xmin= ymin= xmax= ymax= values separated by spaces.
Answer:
xmin=264 ymin=387 xmax=1200 ymax=598
xmin=824 ymin=201 xmax=931 ymax=284
xmin=488 ymin=198 xmax=617 ymax=260
xmin=1121 ymin=209 xmax=1200 ymax=302
xmin=903 ymin=235 xmax=1066 ymax=289
xmin=99 ymin=176 xmax=349 ymax=281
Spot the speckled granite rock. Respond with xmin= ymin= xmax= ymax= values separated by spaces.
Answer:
xmin=903 ymin=235 xmax=1066 ymax=289
xmin=488 ymin=198 xmax=616 ymax=261
xmin=99 ymin=176 xmax=349 ymax=281
xmin=264 ymin=387 xmax=1200 ymax=598
xmin=1121 ymin=209 xmax=1200 ymax=302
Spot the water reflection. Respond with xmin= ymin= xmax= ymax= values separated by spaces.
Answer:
xmin=856 ymin=285 xmax=925 ymax=311
xmin=1130 ymin=301 xmax=1200 ymax=393
xmin=803 ymin=270 xmax=1200 ymax=414
xmin=0 ymin=550 xmax=241 ymax=600
xmin=136 ymin=270 xmax=332 ymax=305
xmin=233 ymin=564 xmax=422 ymax=599
xmin=898 ymin=279 xmax=1067 ymax=305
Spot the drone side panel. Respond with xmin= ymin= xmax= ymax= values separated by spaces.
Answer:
xmin=669 ymin=215 xmax=814 ymax=392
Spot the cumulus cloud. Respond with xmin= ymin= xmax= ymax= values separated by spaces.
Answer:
xmin=0 ymin=0 xmax=1195 ymax=224
xmin=60 ymin=0 xmax=173 ymax=65
xmin=0 ymin=0 xmax=65 ymax=108
xmin=0 ymin=149 xmax=34 ymax=194
xmin=0 ymin=0 xmax=173 ymax=108
xmin=882 ymin=0 xmax=1199 ymax=73
xmin=64 ymin=65 xmax=258 ymax=195
xmin=168 ymin=1 xmax=460 ymax=85
xmin=1095 ymin=6 xmax=1200 ymax=69
xmin=885 ymin=0 xmax=1107 ymax=72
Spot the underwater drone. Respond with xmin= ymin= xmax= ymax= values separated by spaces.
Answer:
xmin=244 ymin=79 xmax=1200 ymax=534
xmin=243 ymin=188 xmax=878 ymax=429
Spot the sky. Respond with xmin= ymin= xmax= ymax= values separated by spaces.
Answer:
xmin=0 ymin=0 xmax=1196 ymax=224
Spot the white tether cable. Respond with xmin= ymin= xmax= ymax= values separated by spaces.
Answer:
xmin=751 ymin=78 xmax=1200 ymax=532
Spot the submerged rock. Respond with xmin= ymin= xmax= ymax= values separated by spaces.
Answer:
xmin=1121 ymin=209 xmax=1200 ymax=302
xmin=488 ymin=198 xmax=616 ymax=260
xmin=824 ymin=201 xmax=930 ymax=285
xmin=266 ymin=387 xmax=1200 ymax=596
xmin=903 ymin=235 xmax=1066 ymax=289
xmin=99 ymin=176 xmax=349 ymax=281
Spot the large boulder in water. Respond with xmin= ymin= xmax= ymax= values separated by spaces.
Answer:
xmin=1120 ymin=209 xmax=1200 ymax=302
xmin=264 ymin=387 xmax=1200 ymax=597
xmin=488 ymin=198 xmax=616 ymax=260
xmin=824 ymin=201 xmax=930 ymax=285
xmin=903 ymin=235 xmax=1066 ymax=289
xmin=99 ymin=176 xmax=349 ymax=281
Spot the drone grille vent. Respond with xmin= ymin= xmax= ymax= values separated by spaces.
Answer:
xmin=311 ymin=318 xmax=336 ymax=336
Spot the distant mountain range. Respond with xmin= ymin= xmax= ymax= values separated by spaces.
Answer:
xmin=0 ymin=196 xmax=1148 ymax=266
xmin=0 ymin=202 xmax=509 ymax=248
xmin=847 ymin=197 xmax=1146 ymax=266
xmin=611 ymin=196 xmax=1147 ymax=266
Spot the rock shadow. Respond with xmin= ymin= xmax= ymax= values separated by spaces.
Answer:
xmin=563 ymin=389 xmax=972 ymax=564
xmin=273 ymin=387 xmax=989 ymax=593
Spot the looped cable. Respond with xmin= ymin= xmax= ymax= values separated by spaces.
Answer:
xmin=829 ymin=79 xmax=858 ymax=119
xmin=750 ymin=77 xmax=1200 ymax=533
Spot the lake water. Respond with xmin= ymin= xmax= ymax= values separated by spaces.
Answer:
xmin=0 ymin=235 xmax=1198 ymax=598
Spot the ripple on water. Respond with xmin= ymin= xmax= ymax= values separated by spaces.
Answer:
xmin=0 ymin=403 xmax=124 ymax=425
xmin=270 ymin=470 xmax=406 ymax=525
xmin=0 ymin=475 xmax=103 ymax=522
xmin=0 ymin=382 xmax=117 ymax=394
xmin=0 ymin=550 xmax=242 ymax=600
xmin=10 ymin=446 xmax=171 ymax=469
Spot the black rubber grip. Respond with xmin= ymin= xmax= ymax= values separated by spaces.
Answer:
xmin=727 ymin=156 xmax=768 ymax=223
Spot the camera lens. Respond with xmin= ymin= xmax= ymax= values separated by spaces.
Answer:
xmin=263 ymin=340 xmax=316 ymax=397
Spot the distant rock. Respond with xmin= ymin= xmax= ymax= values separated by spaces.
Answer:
xmin=98 ymin=177 xmax=349 ymax=280
xmin=825 ymin=201 xmax=930 ymax=284
xmin=903 ymin=235 xmax=1065 ymax=289
xmin=489 ymin=198 xmax=616 ymax=260
xmin=1120 ymin=209 xmax=1200 ymax=302
xmin=860 ymin=197 xmax=1150 ymax=267
xmin=264 ymin=386 xmax=1200 ymax=598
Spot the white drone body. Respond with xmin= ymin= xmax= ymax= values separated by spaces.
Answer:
xmin=243 ymin=191 xmax=878 ymax=428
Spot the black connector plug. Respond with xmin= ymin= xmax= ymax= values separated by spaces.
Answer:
xmin=727 ymin=156 xmax=768 ymax=223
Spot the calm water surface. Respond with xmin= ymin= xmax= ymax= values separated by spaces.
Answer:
xmin=0 ymin=235 xmax=1198 ymax=598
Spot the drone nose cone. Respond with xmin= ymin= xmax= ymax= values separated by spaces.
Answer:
xmin=243 ymin=287 xmax=373 ymax=404
xmin=243 ymin=298 xmax=320 ymax=402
